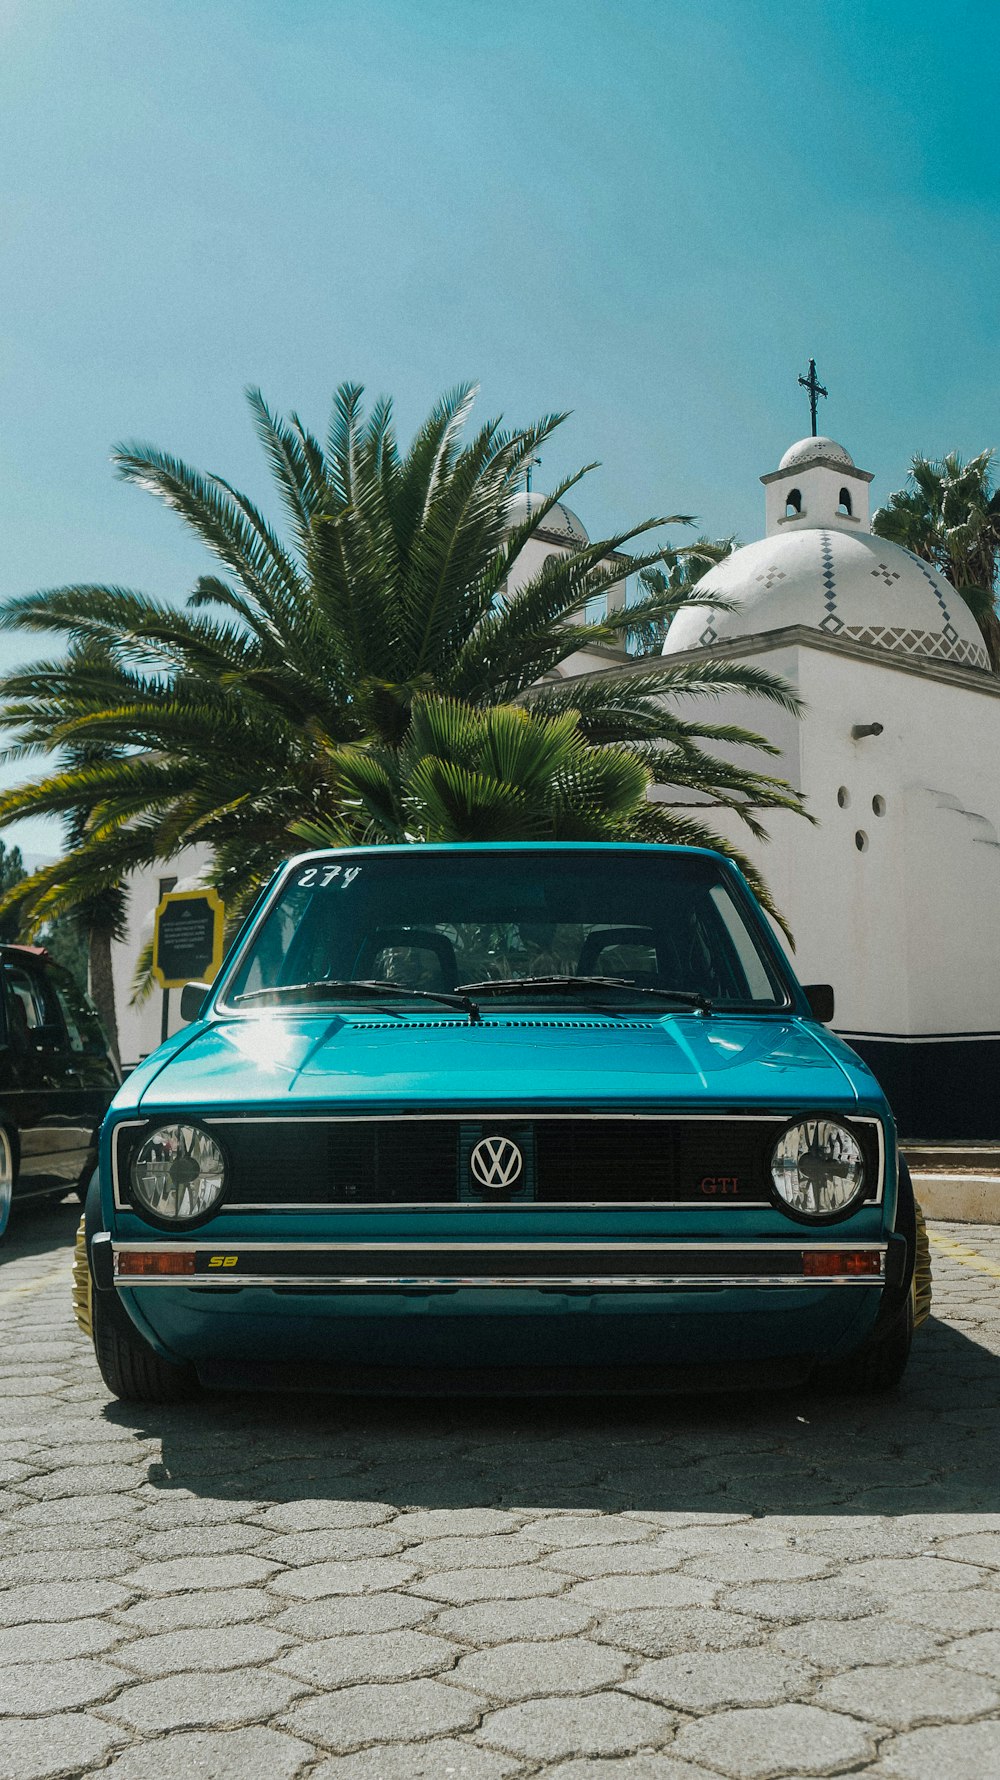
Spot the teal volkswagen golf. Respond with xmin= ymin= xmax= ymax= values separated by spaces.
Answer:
xmin=77 ymin=844 xmax=930 ymax=1402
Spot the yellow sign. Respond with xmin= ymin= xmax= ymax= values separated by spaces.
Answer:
xmin=152 ymin=888 xmax=225 ymax=991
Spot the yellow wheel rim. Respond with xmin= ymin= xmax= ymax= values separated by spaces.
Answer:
xmin=71 ymin=1214 xmax=94 ymax=1341
xmin=913 ymin=1199 xmax=933 ymax=1328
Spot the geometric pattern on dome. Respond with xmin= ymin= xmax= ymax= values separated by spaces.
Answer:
xmin=870 ymin=562 xmax=901 ymax=587
xmin=818 ymin=531 xmax=843 ymax=633
xmin=840 ymin=624 xmax=990 ymax=670
xmin=900 ymin=547 xmax=957 ymax=628
xmin=756 ymin=567 xmax=787 ymax=589
xmin=696 ymin=583 xmax=720 ymax=647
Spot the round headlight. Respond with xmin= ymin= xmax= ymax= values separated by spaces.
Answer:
xmin=131 ymin=1123 xmax=227 ymax=1222
xmin=770 ymin=1118 xmax=865 ymax=1218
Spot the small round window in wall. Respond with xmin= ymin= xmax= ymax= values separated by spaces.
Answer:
xmin=837 ymin=787 xmax=851 ymax=809
xmin=855 ymin=830 xmax=869 ymax=853
xmin=872 ymin=794 xmax=886 ymax=817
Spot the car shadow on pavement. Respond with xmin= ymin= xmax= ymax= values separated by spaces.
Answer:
xmin=101 ymin=1311 xmax=1000 ymax=1521
xmin=12 ymin=1199 xmax=998 ymax=1519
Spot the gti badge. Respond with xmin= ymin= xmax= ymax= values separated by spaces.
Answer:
xmin=470 ymin=1135 xmax=523 ymax=1192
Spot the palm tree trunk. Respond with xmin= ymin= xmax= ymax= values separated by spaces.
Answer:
xmin=88 ymin=926 xmax=122 ymax=1075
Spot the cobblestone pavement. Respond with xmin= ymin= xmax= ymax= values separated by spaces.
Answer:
xmin=2 ymin=1202 xmax=999 ymax=1780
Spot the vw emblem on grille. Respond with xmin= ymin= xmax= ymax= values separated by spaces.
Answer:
xmin=470 ymin=1135 xmax=523 ymax=1192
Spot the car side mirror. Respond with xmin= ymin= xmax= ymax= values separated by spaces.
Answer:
xmin=179 ymin=982 xmax=212 ymax=1024
xmin=803 ymin=983 xmax=835 ymax=1023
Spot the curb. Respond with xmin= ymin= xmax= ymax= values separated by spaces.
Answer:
xmin=910 ymin=1172 xmax=1000 ymax=1225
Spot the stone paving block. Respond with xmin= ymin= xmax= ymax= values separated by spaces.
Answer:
xmin=681 ymin=1548 xmax=832 ymax=1585
xmin=17 ymin=1462 xmax=147 ymax=1496
xmin=0 ymin=1579 xmax=129 ymax=1627
xmin=593 ymin=1607 xmax=764 ymax=1658
xmin=410 ymin=1565 xmax=567 ymax=1604
xmin=546 ymin=1545 xmax=686 ymax=1579
xmin=433 ymin=1598 xmax=596 ymax=1646
xmin=284 ymin=1677 xmax=484 ymax=1751
xmin=936 ymin=1530 xmax=1000 ymax=1568
xmin=394 ymin=1509 xmax=526 ymax=1539
xmin=624 ymin=1648 xmax=814 ymax=1711
xmin=879 ymin=1720 xmax=1000 ymax=1779
xmin=721 ymin=1579 xmax=883 ymax=1622
xmin=0 ymin=1710 xmax=123 ymax=1780
xmin=0 ymin=1616 xmax=122 ymax=1666
xmin=0 ymin=1546 xmax=130 ymax=1587
xmin=5 ymin=1494 xmax=141 ymax=1527
xmin=98 ymin=1726 xmax=315 ymax=1780
xmin=115 ymin=1586 xmax=277 ymax=1633
xmin=258 ymin=1527 xmax=407 ymax=1565
xmin=270 ymin=1556 xmax=419 ymax=1598
xmin=137 ymin=1496 xmax=266 ymax=1529
xmin=815 ymin=1658 xmax=1000 ymax=1727
xmin=943 ymin=1628 xmax=1000 ymax=1677
xmin=566 ymin=1575 xmax=716 ymax=1612
xmin=310 ymin=1738 xmax=518 ymax=1778
xmin=843 ymin=1556 xmax=991 ymax=1593
xmin=773 ymin=1616 xmax=944 ymax=1668
xmin=0 ymin=1655 xmax=129 ymax=1714
xmin=888 ymin=1589 xmax=1000 ymax=1634
xmin=401 ymin=1535 xmax=547 ymax=1569
xmin=106 ymin=1665 xmax=305 ymax=1731
xmin=671 ymin=1702 xmax=876 ymax=1778
xmin=454 ymin=1637 xmax=630 ymax=1701
xmin=277 ymin=1627 xmax=456 ymax=1686
xmin=523 ymin=1515 xmax=658 ymax=1549
xmin=272 ymin=1591 xmax=431 ymax=1639
xmin=116 ymin=1622 xmax=293 ymax=1676
xmin=251 ymin=1500 xmax=396 ymax=1533
xmin=119 ymin=1553 xmax=280 ymax=1593
xmin=134 ymin=1524 xmax=267 ymax=1560
xmin=477 ymin=1691 xmax=677 ymax=1761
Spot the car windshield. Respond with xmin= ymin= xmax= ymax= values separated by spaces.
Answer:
xmin=220 ymin=849 xmax=789 ymax=1013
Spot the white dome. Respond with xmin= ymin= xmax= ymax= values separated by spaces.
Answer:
xmin=662 ymin=528 xmax=989 ymax=671
xmin=779 ymin=436 xmax=855 ymax=471
xmin=505 ymin=490 xmax=589 ymax=545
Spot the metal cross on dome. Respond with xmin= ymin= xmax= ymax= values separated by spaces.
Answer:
xmin=797 ymin=358 xmax=828 ymax=436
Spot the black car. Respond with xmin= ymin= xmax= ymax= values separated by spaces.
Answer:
xmin=0 ymin=944 xmax=120 ymax=1242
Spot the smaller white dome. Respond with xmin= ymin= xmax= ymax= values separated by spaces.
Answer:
xmin=506 ymin=491 xmax=589 ymax=545
xmin=779 ymin=436 xmax=855 ymax=471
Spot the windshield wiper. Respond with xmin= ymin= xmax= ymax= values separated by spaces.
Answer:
xmin=455 ymin=975 xmax=713 ymax=1013
xmin=235 ymin=979 xmax=482 ymax=1024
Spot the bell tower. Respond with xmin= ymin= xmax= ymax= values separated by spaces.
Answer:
xmin=761 ymin=438 xmax=874 ymax=538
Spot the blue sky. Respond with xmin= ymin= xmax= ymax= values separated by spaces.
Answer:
xmin=1 ymin=0 xmax=998 ymax=852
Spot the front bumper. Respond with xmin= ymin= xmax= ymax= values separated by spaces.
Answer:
xmin=93 ymin=1235 xmax=893 ymax=1292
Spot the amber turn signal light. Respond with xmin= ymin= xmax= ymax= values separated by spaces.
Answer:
xmin=116 ymin=1250 xmax=196 ymax=1277
xmin=802 ymin=1250 xmax=881 ymax=1277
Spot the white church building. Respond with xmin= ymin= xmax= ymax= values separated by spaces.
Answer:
xmin=112 ymin=432 xmax=1000 ymax=1140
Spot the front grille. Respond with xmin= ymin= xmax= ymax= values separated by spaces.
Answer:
xmin=115 ymin=1114 xmax=881 ymax=1210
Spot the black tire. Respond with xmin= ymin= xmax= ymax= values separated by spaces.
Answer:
xmin=91 ymin=1287 xmax=197 ymax=1403
xmin=83 ymin=1173 xmax=197 ymax=1403
xmin=815 ymin=1155 xmax=918 ymax=1395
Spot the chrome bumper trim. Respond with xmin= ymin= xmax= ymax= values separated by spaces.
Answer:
xmin=115 ymin=1273 xmax=885 ymax=1290
xmin=110 ymin=1239 xmax=887 ymax=1292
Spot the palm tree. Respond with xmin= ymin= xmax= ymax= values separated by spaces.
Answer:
xmin=294 ymin=695 xmax=795 ymax=934
xmin=873 ymin=450 xmax=1000 ymax=670
xmin=623 ymin=536 xmax=739 ymax=657
xmin=0 ymin=383 xmax=805 ymax=940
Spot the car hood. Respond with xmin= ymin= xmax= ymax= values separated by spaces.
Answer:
xmin=116 ymin=1010 xmax=881 ymax=1117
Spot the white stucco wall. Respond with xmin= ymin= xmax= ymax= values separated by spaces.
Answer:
xmin=640 ymin=638 xmax=1000 ymax=1041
